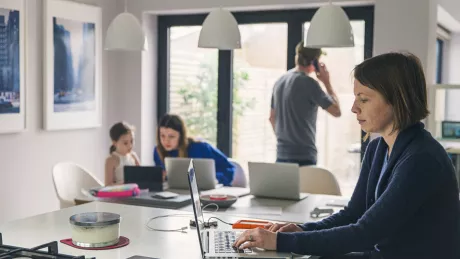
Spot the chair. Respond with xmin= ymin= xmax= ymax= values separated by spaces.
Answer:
xmin=229 ymin=158 xmax=247 ymax=188
xmin=52 ymin=162 xmax=103 ymax=208
xmin=299 ymin=165 xmax=342 ymax=196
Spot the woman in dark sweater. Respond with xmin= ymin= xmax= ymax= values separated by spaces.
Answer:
xmin=233 ymin=52 xmax=460 ymax=259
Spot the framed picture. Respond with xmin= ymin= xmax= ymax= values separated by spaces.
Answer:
xmin=43 ymin=0 xmax=102 ymax=130
xmin=0 ymin=0 xmax=25 ymax=133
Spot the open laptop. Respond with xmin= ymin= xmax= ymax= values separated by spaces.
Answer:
xmin=187 ymin=159 xmax=292 ymax=259
xmin=124 ymin=166 xmax=163 ymax=191
xmin=166 ymin=157 xmax=217 ymax=190
xmin=248 ymin=162 xmax=308 ymax=201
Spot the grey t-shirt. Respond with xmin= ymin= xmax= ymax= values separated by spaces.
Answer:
xmin=271 ymin=69 xmax=333 ymax=162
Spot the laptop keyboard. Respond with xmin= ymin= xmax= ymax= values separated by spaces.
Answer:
xmin=214 ymin=231 xmax=253 ymax=254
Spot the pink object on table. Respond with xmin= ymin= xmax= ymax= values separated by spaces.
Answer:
xmin=90 ymin=184 xmax=140 ymax=198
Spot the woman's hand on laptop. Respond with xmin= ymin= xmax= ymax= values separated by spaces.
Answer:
xmin=233 ymin=228 xmax=277 ymax=251
xmin=265 ymin=222 xmax=303 ymax=233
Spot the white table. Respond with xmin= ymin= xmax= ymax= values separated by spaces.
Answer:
xmin=180 ymin=194 xmax=347 ymax=223
xmin=0 ymin=199 xmax=337 ymax=258
xmin=77 ymin=189 xmax=348 ymax=224
xmin=0 ymin=202 xmax=224 ymax=259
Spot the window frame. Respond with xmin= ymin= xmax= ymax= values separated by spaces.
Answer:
xmin=436 ymin=37 xmax=444 ymax=84
xmin=157 ymin=6 xmax=375 ymax=158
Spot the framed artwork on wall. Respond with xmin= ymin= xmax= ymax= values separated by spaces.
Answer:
xmin=43 ymin=0 xmax=102 ymax=130
xmin=0 ymin=0 xmax=25 ymax=133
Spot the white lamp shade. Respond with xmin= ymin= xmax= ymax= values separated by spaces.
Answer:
xmin=198 ymin=8 xmax=241 ymax=50
xmin=305 ymin=5 xmax=354 ymax=48
xmin=105 ymin=12 xmax=147 ymax=51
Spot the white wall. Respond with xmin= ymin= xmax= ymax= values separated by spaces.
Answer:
xmin=444 ymin=33 xmax=460 ymax=120
xmin=438 ymin=0 xmax=460 ymax=26
xmin=373 ymin=0 xmax=437 ymax=132
xmin=0 ymin=0 xmax=121 ymax=224
xmin=140 ymin=14 xmax=157 ymax=165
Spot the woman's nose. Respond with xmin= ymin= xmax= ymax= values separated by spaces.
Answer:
xmin=351 ymin=102 xmax=359 ymax=114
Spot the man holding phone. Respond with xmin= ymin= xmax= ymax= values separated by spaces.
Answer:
xmin=269 ymin=41 xmax=341 ymax=166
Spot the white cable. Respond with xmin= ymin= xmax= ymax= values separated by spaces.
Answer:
xmin=202 ymin=203 xmax=220 ymax=212
xmin=145 ymin=203 xmax=221 ymax=233
xmin=145 ymin=214 xmax=191 ymax=233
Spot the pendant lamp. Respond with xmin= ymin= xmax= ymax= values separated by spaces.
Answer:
xmin=105 ymin=0 xmax=147 ymax=51
xmin=198 ymin=8 xmax=241 ymax=50
xmin=305 ymin=1 xmax=354 ymax=48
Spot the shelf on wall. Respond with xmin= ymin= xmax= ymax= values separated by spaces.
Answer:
xmin=437 ymin=138 xmax=460 ymax=143
xmin=446 ymin=148 xmax=460 ymax=154
xmin=435 ymin=84 xmax=460 ymax=89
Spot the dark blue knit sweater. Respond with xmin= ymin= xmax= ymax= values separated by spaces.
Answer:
xmin=277 ymin=123 xmax=460 ymax=258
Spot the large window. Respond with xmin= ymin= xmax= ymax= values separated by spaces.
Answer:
xmin=304 ymin=21 xmax=366 ymax=196
xmin=232 ymin=23 xmax=288 ymax=163
xmin=158 ymin=7 xmax=374 ymax=195
xmin=169 ymin=26 xmax=218 ymax=145
xmin=436 ymin=38 xmax=444 ymax=84
xmin=435 ymin=34 xmax=460 ymax=127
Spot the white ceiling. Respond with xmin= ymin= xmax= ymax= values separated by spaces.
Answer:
xmin=438 ymin=0 xmax=460 ymax=32
xmin=136 ymin=0 xmax=460 ymax=32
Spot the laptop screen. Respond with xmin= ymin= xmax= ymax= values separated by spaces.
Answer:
xmin=124 ymin=166 xmax=163 ymax=191
xmin=187 ymin=160 xmax=206 ymax=257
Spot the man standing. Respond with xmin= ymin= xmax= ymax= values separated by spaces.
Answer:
xmin=270 ymin=41 xmax=341 ymax=166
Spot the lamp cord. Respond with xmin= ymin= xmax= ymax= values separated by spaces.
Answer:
xmin=124 ymin=0 xmax=127 ymax=12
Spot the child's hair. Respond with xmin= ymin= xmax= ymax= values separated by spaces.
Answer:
xmin=109 ymin=122 xmax=134 ymax=154
xmin=156 ymin=114 xmax=194 ymax=163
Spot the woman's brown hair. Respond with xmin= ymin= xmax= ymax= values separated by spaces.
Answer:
xmin=353 ymin=52 xmax=430 ymax=139
xmin=156 ymin=114 xmax=194 ymax=163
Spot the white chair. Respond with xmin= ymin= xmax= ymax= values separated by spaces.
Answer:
xmin=52 ymin=162 xmax=103 ymax=208
xmin=299 ymin=165 xmax=342 ymax=196
xmin=229 ymin=158 xmax=247 ymax=188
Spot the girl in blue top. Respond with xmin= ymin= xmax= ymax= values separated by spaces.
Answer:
xmin=153 ymin=114 xmax=235 ymax=186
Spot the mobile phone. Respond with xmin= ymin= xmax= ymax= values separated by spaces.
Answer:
xmin=310 ymin=207 xmax=334 ymax=218
xmin=151 ymin=191 xmax=179 ymax=199
xmin=313 ymin=59 xmax=320 ymax=72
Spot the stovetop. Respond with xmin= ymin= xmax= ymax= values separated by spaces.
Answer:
xmin=0 ymin=233 xmax=87 ymax=259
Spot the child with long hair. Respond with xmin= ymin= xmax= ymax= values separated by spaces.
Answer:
xmin=105 ymin=122 xmax=140 ymax=186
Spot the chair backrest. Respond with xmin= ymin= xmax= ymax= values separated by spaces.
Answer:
xmin=299 ymin=165 xmax=342 ymax=196
xmin=229 ymin=158 xmax=247 ymax=188
xmin=52 ymin=162 xmax=103 ymax=208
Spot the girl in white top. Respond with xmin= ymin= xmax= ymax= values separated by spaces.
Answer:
xmin=105 ymin=122 xmax=140 ymax=186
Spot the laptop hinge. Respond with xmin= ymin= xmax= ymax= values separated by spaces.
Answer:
xmin=201 ymin=231 xmax=209 ymax=254
xmin=205 ymin=231 xmax=210 ymax=253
